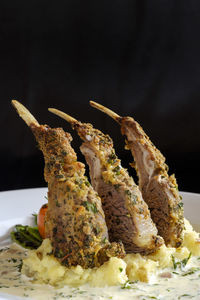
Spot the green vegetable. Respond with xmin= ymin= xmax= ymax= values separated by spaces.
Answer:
xmin=32 ymin=213 xmax=38 ymax=225
xmin=11 ymin=224 xmax=42 ymax=249
xmin=172 ymin=252 xmax=192 ymax=270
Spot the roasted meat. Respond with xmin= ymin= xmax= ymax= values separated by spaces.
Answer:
xmin=12 ymin=100 xmax=125 ymax=268
xmin=90 ymin=101 xmax=184 ymax=248
xmin=49 ymin=108 xmax=163 ymax=254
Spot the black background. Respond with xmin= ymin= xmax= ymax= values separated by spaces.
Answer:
xmin=1 ymin=1 xmax=200 ymax=192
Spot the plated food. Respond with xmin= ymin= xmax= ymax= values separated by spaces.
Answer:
xmin=1 ymin=189 xmax=200 ymax=300
xmin=0 ymin=100 xmax=200 ymax=300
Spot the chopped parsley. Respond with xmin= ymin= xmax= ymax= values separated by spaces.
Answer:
xmin=114 ymin=184 xmax=121 ymax=190
xmin=121 ymin=280 xmax=132 ymax=289
xmin=177 ymin=202 xmax=184 ymax=209
xmin=121 ymin=280 xmax=137 ymax=289
xmin=182 ymin=268 xmax=200 ymax=276
xmin=107 ymin=152 xmax=117 ymax=164
xmin=113 ymin=166 xmax=121 ymax=175
xmin=102 ymin=237 xmax=108 ymax=244
xmin=125 ymin=190 xmax=138 ymax=204
xmin=172 ymin=252 xmax=192 ymax=270
xmin=178 ymin=295 xmax=192 ymax=299
xmin=83 ymin=201 xmax=98 ymax=213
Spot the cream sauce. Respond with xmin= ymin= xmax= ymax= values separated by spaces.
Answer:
xmin=1 ymin=244 xmax=200 ymax=300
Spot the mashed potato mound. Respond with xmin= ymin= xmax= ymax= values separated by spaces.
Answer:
xmin=22 ymin=218 xmax=200 ymax=286
xmin=147 ymin=244 xmax=190 ymax=269
xmin=22 ymin=239 xmax=128 ymax=287
xmin=124 ymin=253 xmax=158 ymax=282
xmin=182 ymin=219 xmax=200 ymax=256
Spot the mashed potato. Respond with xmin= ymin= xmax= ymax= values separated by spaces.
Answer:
xmin=22 ymin=218 xmax=200 ymax=287
xmin=182 ymin=219 xmax=200 ymax=256
xmin=22 ymin=239 xmax=128 ymax=287
xmin=124 ymin=253 xmax=158 ymax=282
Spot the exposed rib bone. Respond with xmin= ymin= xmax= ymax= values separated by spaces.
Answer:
xmin=90 ymin=101 xmax=122 ymax=124
xmin=11 ymin=100 xmax=39 ymax=127
xmin=48 ymin=108 xmax=78 ymax=125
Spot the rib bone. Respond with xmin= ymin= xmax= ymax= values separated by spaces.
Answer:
xmin=90 ymin=101 xmax=122 ymax=123
xmin=12 ymin=100 xmax=39 ymax=127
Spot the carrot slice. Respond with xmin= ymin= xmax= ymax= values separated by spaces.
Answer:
xmin=37 ymin=203 xmax=48 ymax=239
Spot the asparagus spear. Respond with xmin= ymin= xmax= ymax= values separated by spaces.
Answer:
xmin=11 ymin=224 xmax=43 ymax=250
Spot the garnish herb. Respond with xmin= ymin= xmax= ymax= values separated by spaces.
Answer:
xmin=16 ymin=260 xmax=23 ymax=272
xmin=178 ymin=202 xmax=184 ymax=209
xmin=114 ymin=184 xmax=121 ymax=190
xmin=83 ymin=201 xmax=98 ymax=213
xmin=182 ymin=268 xmax=200 ymax=276
xmin=102 ymin=237 xmax=107 ymax=244
xmin=121 ymin=280 xmax=137 ymax=289
xmin=125 ymin=190 xmax=138 ymax=204
xmin=172 ymin=252 xmax=191 ymax=270
xmin=181 ymin=252 xmax=192 ymax=267
xmin=107 ymin=152 xmax=117 ymax=164
xmin=121 ymin=280 xmax=132 ymax=289
xmin=125 ymin=190 xmax=132 ymax=197
xmin=113 ymin=166 xmax=121 ymax=175
xmin=8 ymin=258 xmax=17 ymax=263
xmin=178 ymin=295 xmax=192 ymax=299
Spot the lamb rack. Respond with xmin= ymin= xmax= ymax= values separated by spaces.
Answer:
xmin=49 ymin=108 xmax=163 ymax=255
xmin=90 ymin=101 xmax=184 ymax=248
xmin=12 ymin=100 xmax=125 ymax=269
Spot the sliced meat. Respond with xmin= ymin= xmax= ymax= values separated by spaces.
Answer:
xmin=49 ymin=108 xmax=164 ymax=255
xmin=12 ymin=100 xmax=125 ymax=269
xmin=120 ymin=117 xmax=184 ymax=247
xmin=89 ymin=101 xmax=184 ymax=248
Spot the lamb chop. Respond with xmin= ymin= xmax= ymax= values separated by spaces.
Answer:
xmin=49 ymin=108 xmax=163 ymax=255
xmin=89 ymin=101 xmax=184 ymax=248
xmin=11 ymin=100 xmax=125 ymax=269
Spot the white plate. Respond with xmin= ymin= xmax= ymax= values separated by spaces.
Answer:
xmin=0 ymin=188 xmax=199 ymax=300
xmin=0 ymin=188 xmax=47 ymax=222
